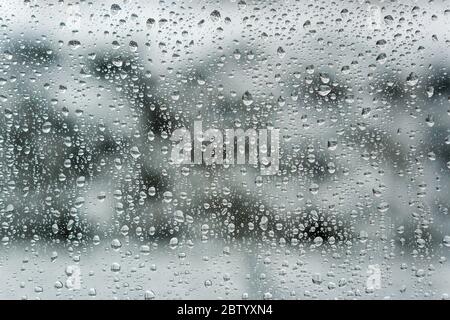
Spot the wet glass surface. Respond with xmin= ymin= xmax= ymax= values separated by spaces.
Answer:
xmin=0 ymin=0 xmax=450 ymax=300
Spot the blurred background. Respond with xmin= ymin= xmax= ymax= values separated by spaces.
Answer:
xmin=1 ymin=0 xmax=450 ymax=299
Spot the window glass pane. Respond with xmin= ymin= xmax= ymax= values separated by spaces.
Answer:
xmin=0 ymin=0 xmax=449 ymax=300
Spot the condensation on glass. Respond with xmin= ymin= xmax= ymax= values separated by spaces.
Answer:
xmin=0 ymin=0 xmax=450 ymax=300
